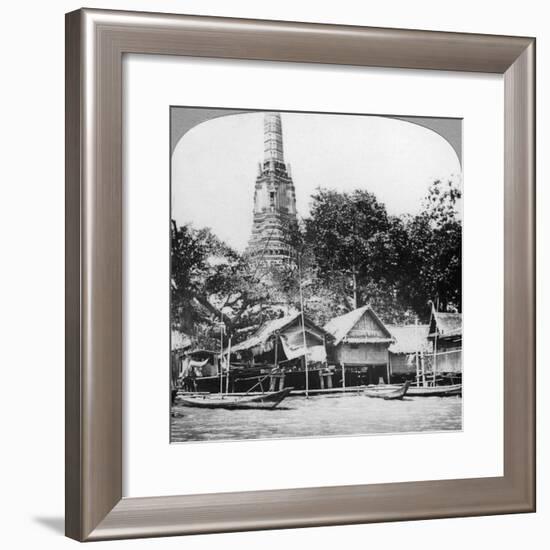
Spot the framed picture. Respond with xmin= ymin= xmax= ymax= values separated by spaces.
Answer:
xmin=65 ymin=8 xmax=535 ymax=541
xmin=168 ymin=106 xmax=465 ymax=443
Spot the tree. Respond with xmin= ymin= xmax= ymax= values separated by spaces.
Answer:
xmin=398 ymin=177 xmax=462 ymax=318
xmin=305 ymin=188 xmax=395 ymax=311
xmin=171 ymin=220 xmax=287 ymax=348
xmin=301 ymin=178 xmax=461 ymax=322
xmin=423 ymin=176 xmax=462 ymax=226
xmin=170 ymin=221 xmax=206 ymax=331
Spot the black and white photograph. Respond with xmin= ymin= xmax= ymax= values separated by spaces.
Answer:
xmin=170 ymin=107 xmax=463 ymax=443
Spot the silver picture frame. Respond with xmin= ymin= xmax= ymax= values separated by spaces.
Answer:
xmin=65 ymin=8 xmax=535 ymax=541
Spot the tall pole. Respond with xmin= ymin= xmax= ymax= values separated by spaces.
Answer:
xmin=219 ymin=314 xmax=224 ymax=394
xmin=415 ymin=317 xmax=420 ymax=387
xmin=273 ymin=333 xmax=279 ymax=392
xmin=421 ymin=354 xmax=426 ymax=387
xmin=432 ymin=301 xmax=438 ymax=386
xmin=341 ymin=362 xmax=346 ymax=391
xmin=298 ymin=258 xmax=309 ymax=398
xmin=225 ymin=336 xmax=231 ymax=394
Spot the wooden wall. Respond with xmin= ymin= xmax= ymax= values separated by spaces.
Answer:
xmin=334 ymin=342 xmax=389 ymax=366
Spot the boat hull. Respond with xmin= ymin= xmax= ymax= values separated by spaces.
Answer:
xmin=364 ymin=381 xmax=411 ymax=400
xmin=364 ymin=383 xmax=462 ymax=397
xmin=407 ymin=384 xmax=462 ymax=397
xmin=177 ymin=388 xmax=293 ymax=410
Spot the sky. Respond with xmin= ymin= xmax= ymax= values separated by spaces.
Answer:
xmin=171 ymin=111 xmax=462 ymax=252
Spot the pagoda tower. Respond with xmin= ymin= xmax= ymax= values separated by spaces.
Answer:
xmin=246 ymin=113 xmax=298 ymax=266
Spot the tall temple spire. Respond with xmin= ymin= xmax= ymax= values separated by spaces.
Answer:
xmin=246 ymin=112 xmax=298 ymax=267
xmin=264 ymin=112 xmax=285 ymax=163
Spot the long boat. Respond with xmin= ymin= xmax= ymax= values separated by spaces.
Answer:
xmin=364 ymin=381 xmax=411 ymax=400
xmin=365 ymin=382 xmax=462 ymax=397
xmin=407 ymin=383 xmax=462 ymax=397
xmin=176 ymin=387 xmax=293 ymax=410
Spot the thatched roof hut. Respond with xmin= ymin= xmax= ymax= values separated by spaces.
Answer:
xmin=387 ymin=324 xmax=430 ymax=376
xmin=388 ymin=324 xmax=431 ymax=355
xmin=231 ymin=313 xmax=331 ymax=364
xmin=324 ymin=306 xmax=393 ymax=384
xmin=428 ymin=312 xmax=462 ymax=341
xmin=324 ymin=306 xmax=393 ymax=347
xmin=427 ymin=311 xmax=462 ymax=373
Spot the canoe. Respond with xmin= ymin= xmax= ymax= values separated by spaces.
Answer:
xmin=407 ymin=384 xmax=462 ymax=397
xmin=364 ymin=381 xmax=411 ymax=400
xmin=363 ymin=382 xmax=461 ymax=398
xmin=177 ymin=387 xmax=293 ymax=410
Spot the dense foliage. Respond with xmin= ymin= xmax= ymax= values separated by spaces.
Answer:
xmin=171 ymin=178 xmax=462 ymax=348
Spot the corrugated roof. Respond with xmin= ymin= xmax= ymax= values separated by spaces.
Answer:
xmin=388 ymin=324 xmax=431 ymax=354
xmin=324 ymin=306 xmax=392 ymax=346
xmin=429 ymin=312 xmax=462 ymax=338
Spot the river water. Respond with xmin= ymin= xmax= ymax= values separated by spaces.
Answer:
xmin=170 ymin=393 xmax=462 ymax=443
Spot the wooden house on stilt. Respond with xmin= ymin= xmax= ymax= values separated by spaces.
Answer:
xmin=229 ymin=313 xmax=333 ymax=392
xmin=324 ymin=306 xmax=394 ymax=386
xmin=427 ymin=310 xmax=462 ymax=375
xmin=387 ymin=324 xmax=431 ymax=382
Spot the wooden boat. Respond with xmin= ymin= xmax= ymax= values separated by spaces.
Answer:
xmin=364 ymin=381 xmax=411 ymax=400
xmin=407 ymin=383 xmax=462 ymax=397
xmin=363 ymin=382 xmax=461 ymax=397
xmin=177 ymin=387 xmax=293 ymax=410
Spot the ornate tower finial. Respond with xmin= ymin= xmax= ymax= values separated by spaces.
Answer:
xmin=264 ymin=112 xmax=284 ymax=163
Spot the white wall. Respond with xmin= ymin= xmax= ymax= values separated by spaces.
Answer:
xmin=0 ymin=0 xmax=546 ymax=548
